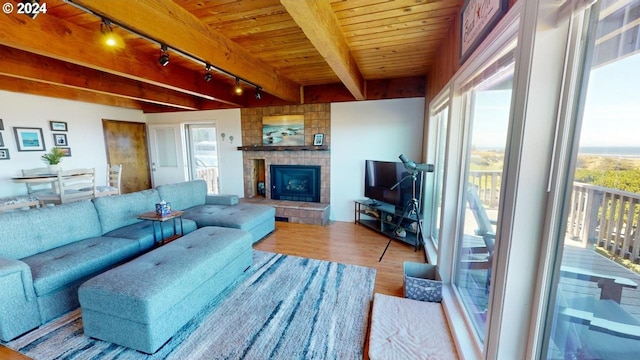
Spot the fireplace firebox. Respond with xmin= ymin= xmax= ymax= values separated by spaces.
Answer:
xmin=270 ymin=165 xmax=321 ymax=202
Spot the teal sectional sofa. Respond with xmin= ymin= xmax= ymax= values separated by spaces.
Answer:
xmin=0 ymin=180 xmax=275 ymax=341
xmin=157 ymin=180 xmax=275 ymax=242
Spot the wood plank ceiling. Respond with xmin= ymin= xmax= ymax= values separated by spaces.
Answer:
xmin=0 ymin=0 xmax=463 ymax=112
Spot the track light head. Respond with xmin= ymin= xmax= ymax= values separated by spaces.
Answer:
xmin=100 ymin=18 xmax=123 ymax=48
xmin=158 ymin=44 xmax=170 ymax=67
xmin=234 ymin=78 xmax=243 ymax=95
xmin=255 ymin=87 xmax=262 ymax=100
xmin=204 ymin=64 xmax=213 ymax=82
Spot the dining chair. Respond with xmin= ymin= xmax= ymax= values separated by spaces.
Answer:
xmin=38 ymin=168 xmax=96 ymax=205
xmin=0 ymin=195 xmax=40 ymax=212
xmin=94 ymin=164 xmax=122 ymax=197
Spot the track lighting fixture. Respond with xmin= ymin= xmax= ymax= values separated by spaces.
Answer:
xmin=100 ymin=18 xmax=122 ymax=48
xmin=67 ymin=2 xmax=265 ymax=95
xmin=204 ymin=64 xmax=213 ymax=82
xmin=234 ymin=78 xmax=243 ymax=95
xmin=158 ymin=44 xmax=170 ymax=67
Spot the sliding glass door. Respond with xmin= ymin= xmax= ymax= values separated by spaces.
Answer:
xmin=186 ymin=123 xmax=219 ymax=194
xmin=544 ymin=1 xmax=640 ymax=358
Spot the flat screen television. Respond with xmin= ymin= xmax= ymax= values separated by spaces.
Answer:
xmin=364 ymin=160 xmax=422 ymax=210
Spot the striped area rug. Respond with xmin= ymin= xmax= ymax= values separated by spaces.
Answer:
xmin=5 ymin=251 xmax=376 ymax=359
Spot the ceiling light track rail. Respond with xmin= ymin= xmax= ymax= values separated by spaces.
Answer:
xmin=64 ymin=0 xmax=261 ymax=95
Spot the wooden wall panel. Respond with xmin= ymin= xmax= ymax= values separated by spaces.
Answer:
xmin=426 ymin=0 xmax=520 ymax=102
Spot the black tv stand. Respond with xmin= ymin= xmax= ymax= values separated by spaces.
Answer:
xmin=354 ymin=199 xmax=422 ymax=249
xmin=366 ymin=199 xmax=381 ymax=207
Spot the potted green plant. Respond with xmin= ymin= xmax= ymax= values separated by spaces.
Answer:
xmin=41 ymin=147 xmax=65 ymax=172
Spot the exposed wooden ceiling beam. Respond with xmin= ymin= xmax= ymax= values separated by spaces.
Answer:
xmin=0 ymin=12 xmax=243 ymax=107
xmin=303 ymin=76 xmax=425 ymax=103
xmin=281 ymin=0 xmax=365 ymax=100
xmin=68 ymin=0 xmax=301 ymax=103
xmin=0 ymin=46 xmax=201 ymax=110
xmin=0 ymin=75 xmax=142 ymax=109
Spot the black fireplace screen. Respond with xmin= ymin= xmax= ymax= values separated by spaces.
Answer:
xmin=270 ymin=165 xmax=321 ymax=202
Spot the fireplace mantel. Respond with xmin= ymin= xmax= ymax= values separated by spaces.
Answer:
xmin=237 ymin=145 xmax=330 ymax=151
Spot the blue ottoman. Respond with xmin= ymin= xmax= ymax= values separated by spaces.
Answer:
xmin=78 ymin=226 xmax=252 ymax=354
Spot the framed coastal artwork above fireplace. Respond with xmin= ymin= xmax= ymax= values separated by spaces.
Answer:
xmin=262 ymin=115 xmax=304 ymax=146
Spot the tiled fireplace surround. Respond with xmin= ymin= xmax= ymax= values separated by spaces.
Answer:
xmin=240 ymin=104 xmax=330 ymax=225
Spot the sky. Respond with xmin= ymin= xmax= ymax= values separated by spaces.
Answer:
xmin=468 ymin=51 xmax=640 ymax=150
xmin=470 ymin=89 xmax=511 ymax=149
xmin=580 ymin=53 xmax=640 ymax=147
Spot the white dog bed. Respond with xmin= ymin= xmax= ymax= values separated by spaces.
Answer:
xmin=369 ymin=293 xmax=459 ymax=360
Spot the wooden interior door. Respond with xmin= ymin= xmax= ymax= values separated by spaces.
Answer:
xmin=102 ymin=119 xmax=151 ymax=193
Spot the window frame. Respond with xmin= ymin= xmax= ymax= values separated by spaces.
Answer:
xmin=535 ymin=2 xmax=632 ymax=358
xmin=433 ymin=5 xmax=523 ymax=357
xmin=428 ymin=0 xmax=596 ymax=358
xmin=424 ymin=92 xmax=451 ymax=264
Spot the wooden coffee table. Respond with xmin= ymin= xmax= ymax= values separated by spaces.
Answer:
xmin=137 ymin=210 xmax=185 ymax=246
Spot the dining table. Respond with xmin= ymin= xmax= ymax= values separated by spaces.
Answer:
xmin=11 ymin=172 xmax=59 ymax=184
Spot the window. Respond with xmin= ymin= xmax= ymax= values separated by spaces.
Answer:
xmin=544 ymin=1 xmax=640 ymax=358
xmin=453 ymin=47 xmax=516 ymax=343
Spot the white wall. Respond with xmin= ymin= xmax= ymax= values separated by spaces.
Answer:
xmin=0 ymin=91 xmax=424 ymax=211
xmin=144 ymin=109 xmax=243 ymax=196
xmin=0 ymin=91 xmax=144 ymax=197
xmin=330 ymin=98 xmax=426 ymax=222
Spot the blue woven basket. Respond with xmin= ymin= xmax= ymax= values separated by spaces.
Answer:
xmin=403 ymin=261 xmax=442 ymax=302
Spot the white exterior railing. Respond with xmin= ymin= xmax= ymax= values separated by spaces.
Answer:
xmin=469 ymin=172 xmax=640 ymax=262
xmin=468 ymin=170 xmax=501 ymax=209
xmin=568 ymin=183 xmax=640 ymax=261
xmin=196 ymin=167 xmax=219 ymax=194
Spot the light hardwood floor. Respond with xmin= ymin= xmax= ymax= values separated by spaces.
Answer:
xmin=0 ymin=221 xmax=425 ymax=360
xmin=255 ymin=221 xmax=426 ymax=297
xmin=257 ymin=221 xmax=427 ymax=360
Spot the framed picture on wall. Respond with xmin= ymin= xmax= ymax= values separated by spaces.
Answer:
xmin=459 ymin=0 xmax=508 ymax=63
xmin=49 ymin=121 xmax=68 ymax=131
xmin=0 ymin=118 xmax=4 ymax=130
xmin=13 ymin=127 xmax=45 ymax=151
xmin=313 ymin=133 xmax=324 ymax=146
xmin=0 ymin=132 xmax=3 ymax=147
xmin=59 ymin=147 xmax=71 ymax=157
xmin=0 ymin=148 xmax=8 ymax=160
xmin=53 ymin=133 xmax=68 ymax=146
xmin=262 ymin=115 xmax=305 ymax=146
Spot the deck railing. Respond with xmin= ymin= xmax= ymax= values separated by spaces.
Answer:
xmin=568 ymin=183 xmax=640 ymax=261
xmin=469 ymin=172 xmax=640 ymax=263
xmin=469 ymin=170 xmax=501 ymax=209
xmin=195 ymin=167 xmax=219 ymax=194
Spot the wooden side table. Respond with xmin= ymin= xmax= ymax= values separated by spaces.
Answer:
xmin=137 ymin=210 xmax=185 ymax=246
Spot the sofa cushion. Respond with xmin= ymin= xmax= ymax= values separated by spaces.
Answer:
xmin=0 ymin=201 xmax=102 ymax=260
xmin=93 ymin=189 xmax=161 ymax=234
xmin=156 ymin=180 xmax=207 ymax=211
xmin=205 ymin=194 xmax=238 ymax=206
xmin=183 ymin=203 xmax=275 ymax=231
xmin=22 ymin=236 xmax=140 ymax=296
